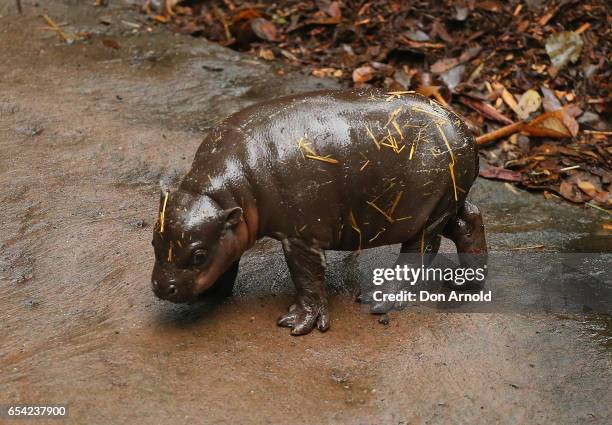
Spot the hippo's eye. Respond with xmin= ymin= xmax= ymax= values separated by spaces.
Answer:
xmin=192 ymin=249 xmax=207 ymax=266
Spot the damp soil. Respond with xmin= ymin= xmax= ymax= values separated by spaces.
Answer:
xmin=0 ymin=2 xmax=610 ymax=424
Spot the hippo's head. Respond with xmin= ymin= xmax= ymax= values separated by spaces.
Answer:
xmin=150 ymin=189 xmax=244 ymax=303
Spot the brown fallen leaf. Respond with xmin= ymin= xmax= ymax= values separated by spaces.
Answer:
xmin=516 ymin=89 xmax=542 ymax=120
xmin=479 ymin=164 xmax=522 ymax=182
xmin=430 ymin=46 xmax=482 ymax=74
xmin=353 ymin=65 xmax=375 ymax=84
xmin=523 ymin=109 xmax=575 ymax=138
xmin=500 ymin=88 xmax=519 ymax=115
xmin=399 ymin=36 xmax=444 ymax=49
xmin=540 ymin=86 xmax=562 ymax=112
xmin=251 ymin=18 xmax=278 ymax=42
xmin=476 ymin=0 xmax=503 ymax=13
xmin=102 ymin=38 xmax=120 ymax=49
xmin=577 ymin=180 xmax=597 ymax=197
xmin=459 ymin=95 xmax=514 ymax=125
xmin=312 ymin=67 xmax=343 ymax=78
xmin=559 ymin=181 xmax=593 ymax=203
xmin=318 ymin=0 xmax=342 ymax=21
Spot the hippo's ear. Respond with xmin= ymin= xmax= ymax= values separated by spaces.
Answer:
xmin=222 ymin=207 xmax=243 ymax=229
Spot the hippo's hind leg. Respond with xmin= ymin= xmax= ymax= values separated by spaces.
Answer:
xmin=277 ymin=238 xmax=330 ymax=336
xmin=443 ymin=200 xmax=488 ymax=286
xmin=204 ymin=259 xmax=240 ymax=299
xmin=367 ymin=234 xmax=441 ymax=314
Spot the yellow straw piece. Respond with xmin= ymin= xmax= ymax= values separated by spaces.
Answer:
xmin=388 ymin=191 xmax=403 ymax=217
xmin=167 ymin=243 xmax=173 ymax=262
xmin=360 ymin=160 xmax=370 ymax=171
xmin=297 ymin=137 xmax=317 ymax=157
xmin=395 ymin=216 xmax=412 ymax=221
xmin=392 ymin=120 xmax=404 ymax=140
xmin=436 ymin=123 xmax=458 ymax=202
xmin=365 ymin=125 xmax=380 ymax=150
xmin=369 ymin=228 xmax=386 ymax=243
xmin=411 ymin=106 xmax=448 ymax=122
xmin=298 ymin=136 xmax=338 ymax=164
xmin=159 ymin=191 xmax=169 ymax=233
xmin=367 ymin=201 xmax=395 ymax=223
xmin=349 ymin=210 xmax=362 ymax=250
xmin=305 ymin=154 xmax=339 ymax=164
xmin=385 ymin=107 xmax=403 ymax=127
xmin=409 ymin=144 xmax=415 ymax=160
xmin=420 ymin=230 xmax=425 ymax=256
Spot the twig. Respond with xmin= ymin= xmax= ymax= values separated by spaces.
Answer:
xmin=509 ymin=245 xmax=546 ymax=251
xmin=585 ymin=202 xmax=612 ymax=216
xmin=16 ymin=0 xmax=22 ymax=14
xmin=476 ymin=121 xmax=525 ymax=146
xmin=583 ymin=130 xmax=612 ymax=136
xmin=42 ymin=14 xmax=69 ymax=43
xmin=575 ymin=22 xmax=591 ymax=34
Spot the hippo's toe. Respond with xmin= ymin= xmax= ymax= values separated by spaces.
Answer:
xmin=277 ymin=299 xmax=329 ymax=336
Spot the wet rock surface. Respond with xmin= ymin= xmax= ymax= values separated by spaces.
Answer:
xmin=0 ymin=2 xmax=610 ymax=424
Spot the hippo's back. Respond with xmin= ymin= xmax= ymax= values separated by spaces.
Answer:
xmin=209 ymin=89 xmax=478 ymax=248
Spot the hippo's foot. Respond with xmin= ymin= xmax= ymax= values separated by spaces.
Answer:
xmin=277 ymin=297 xmax=330 ymax=335
xmin=368 ymin=280 xmax=408 ymax=314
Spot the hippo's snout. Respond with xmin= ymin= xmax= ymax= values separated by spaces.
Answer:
xmin=151 ymin=264 xmax=197 ymax=303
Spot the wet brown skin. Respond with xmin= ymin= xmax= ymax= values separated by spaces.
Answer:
xmin=151 ymin=88 xmax=487 ymax=335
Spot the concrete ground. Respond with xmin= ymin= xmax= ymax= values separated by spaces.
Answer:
xmin=0 ymin=1 xmax=610 ymax=424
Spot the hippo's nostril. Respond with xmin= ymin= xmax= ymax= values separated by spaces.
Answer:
xmin=168 ymin=284 xmax=177 ymax=295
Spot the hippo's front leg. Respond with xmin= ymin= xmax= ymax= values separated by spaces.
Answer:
xmin=277 ymin=238 xmax=330 ymax=336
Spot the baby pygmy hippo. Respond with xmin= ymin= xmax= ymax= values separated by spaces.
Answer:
xmin=151 ymin=89 xmax=487 ymax=335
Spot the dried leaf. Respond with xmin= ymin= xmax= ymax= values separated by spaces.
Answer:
xmin=251 ymin=18 xmax=278 ymax=42
xmin=259 ymin=48 xmax=275 ymax=60
xmin=479 ymin=164 xmax=522 ymax=182
xmin=431 ymin=46 xmax=481 ymax=74
xmin=517 ymin=89 xmax=541 ymax=120
xmin=501 ymin=89 xmax=519 ymax=115
xmin=476 ymin=0 xmax=503 ymax=12
xmin=458 ymin=95 xmax=514 ymax=125
xmin=577 ymin=181 xmax=597 ymax=197
xmin=430 ymin=58 xmax=459 ymax=74
xmin=545 ymin=31 xmax=583 ymax=70
xmin=560 ymin=109 xmax=579 ymax=137
xmin=540 ymin=86 xmax=562 ymax=112
xmin=102 ymin=38 xmax=120 ymax=49
xmin=317 ymin=0 xmax=342 ymax=20
xmin=524 ymin=112 xmax=571 ymax=138
xmin=352 ymin=65 xmax=375 ymax=84
xmin=559 ymin=181 xmax=589 ymax=203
